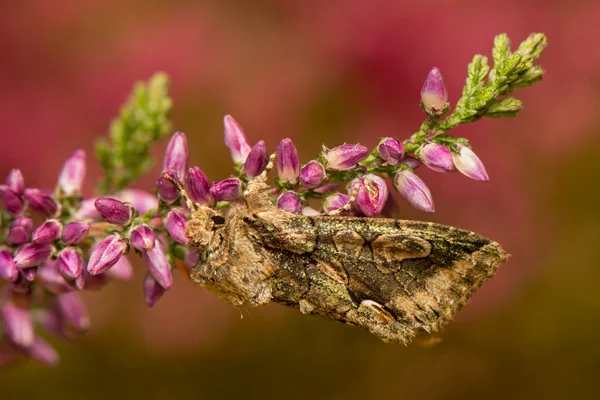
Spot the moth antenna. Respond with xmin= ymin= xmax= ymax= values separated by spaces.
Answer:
xmin=327 ymin=183 xmax=359 ymax=216
xmin=162 ymin=172 xmax=198 ymax=212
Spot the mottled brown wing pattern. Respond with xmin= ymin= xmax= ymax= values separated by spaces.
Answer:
xmin=248 ymin=213 xmax=509 ymax=344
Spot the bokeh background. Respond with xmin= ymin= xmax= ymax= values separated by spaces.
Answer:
xmin=1 ymin=0 xmax=599 ymax=398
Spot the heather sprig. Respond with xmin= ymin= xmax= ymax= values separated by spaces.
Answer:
xmin=0 ymin=33 xmax=546 ymax=367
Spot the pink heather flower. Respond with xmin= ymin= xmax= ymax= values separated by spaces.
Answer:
xmin=21 ymin=267 xmax=37 ymax=281
xmin=6 ymin=169 xmax=24 ymax=195
xmin=277 ymin=191 xmax=303 ymax=214
xmin=57 ymin=248 xmax=84 ymax=280
xmin=58 ymin=149 xmax=86 ymax=196
xmin=24 ymin=188 xmax=59 ymax=217
xmin=276 ymin=139 xmax=300 ymax=185
xmin=37 ymin=260 xmax=75 ymax=293
xmin=156 ymin=172 xmax=180 ymax=203
xmin=75 ymin=198 xmax=100 ymax=220
xmin=0 ymin=249 xmax=19 ymax=282
xmin=210 ymin=178 xmax=242 ymax=202
xmin=165 ymin=209 xmax=189 ymax=245
xmin=0 ymin=185 xmax=24 ymax=214
xmin=162 ymin=132 xmax=188 ymax=180
xmin=129 ymin=224 xmax=156 ymax=252
xmin=32 ymin=219 xmax=62 ymax=244
xmin=61 ymin=222 xmax=89 ymax=245
xmin=421 ymin=67 xmax=448 ymax=114
xmin=377 ymin=138 xmax=404 ymax=166
xmin=116 ymin=189 xmax=159 ymax=215
xmin=106 ymin=256 xmax=134 ymax=281
xmin=56 ymin=292 xmax=90 ymax=332
xmin=400 ymin=157 xmax=422 ymax=170
xmin=224 ymin=115 xmax=252 ymax=164
xmin=452 ymin=144 xmax=489 ymax=182
xmin=8 ymin=217 xmax=34 ymax=245
xmin=26 ymin=336 xmax=59 ymax=366
xmin=419 ymin=143 xmax=454 ymax=173
xmin=13 ymin=242 xmax=52 ymax=269
xmin=94 ymin=197 xmax=133 ymax=225
xmin=185 ymin=167 xmax=214 ymax=205
xmin=87 ymin=234 xmax=128 ymax=275
xmin=243 ymin=140 xmax=268 ymax=179
xmin=144 ymin=242 xmax=172 ymax=290
xmin=323 ymin=192 xmax=350 ymax=215
xmin=393 ymin=170 xmax=435 ymax=213
xmin=143 ymin=272 xmax=166 ymax=307
xmin=325 ymin=144 xmax=369 ymax=171
xmin=2 ymin=302 xmax=34 ymax=348
xmin=350 ymin=174 xmax=389 ymax=217
xmin=300 ymin=161 xmax=326 ymax=189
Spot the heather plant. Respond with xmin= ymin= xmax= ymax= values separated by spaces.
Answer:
xmin=0 ymin=33 xmax=546 ymax=366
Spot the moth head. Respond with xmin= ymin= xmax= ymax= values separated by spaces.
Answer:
xmin=185 ymin=205 xmax=226 ymax=249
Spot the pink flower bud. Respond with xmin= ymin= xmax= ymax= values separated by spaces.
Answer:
xmin=129 ymin=224 xmax=156 ymax=251
xmin=452 ymin=144 xmax=489 ymax=182
xmin=300 ymin=161 xmax=326 ymax=189
xmin=94 ymin=197 xmax=133 ymax=225
xmin=277 ymin=191 xmax=302 ymax=214
xmin=400 ymin=157 xmax=422 ymax=170
xmin=8 ymin=217 xmax=33 ymax=245
xmin=24 ymin=188 xmax=59 ymax=217
xmin=0 ymin=249 xmax=18 ymax=282
xmin=75 ymin=198 xmax=100 ymax=220
xmin=185 ymin=167 xmax=214 ymax=205
xmin=419 ymin=143 xmax=454 ymax=173
xmin=393 ymin=170 xmax=435 ymax=213
xmin=243 ymin=140 xmax=268 ymax=179
xmin=56 ymin=292 xmax=90 ymax=332
xmin=61 ymin=222 xmax=89 ymax=245
xmin=165 ymin=209 xmax=189 ymax=245
xmin=6 ymin=169 xmax=24 ymax=195
xmin=156 ymin=172 xmax=180 ymax=203
xmin=2 ymin=302 xmax=34 ymax=348
xmin=421 ymin=67 xmax=448 ymax=114
xmin=224 ymin=115 xmax=252 ymax=164
xmin=106 ymin=256 xmax=134 ymax=281
xmin=144 ymin=242 xmax=172 ymax=290
xmin=143 ymin=272 xmax=166 ymax=307
xmin=58 ymin=149 xmax=86 ymax=196
xmin=32 ymin=219 xmax=62 ymax=244
xmin=210 ymin=177 xmax=242 ymax=202
xmin=14 ymin=242 xmax=52 ymax=268
xmin=0 ymin=185 xmax=24 ymax=214
xmin=116 ymin=189 xmax=158 ymax=215
xmin=323 ymin=192 xmax=350 ymax=215
xmin=162 ymin=132 xmax=188 ymax=180
xmin=325 ymin=144 xmax=368 ymax=171
xmin=350 ymin=174 xmax=389 ymax=217
xmin=26 ymin=336 xmax=59 ymax=366
xmin=37 ymin=260 xmax=74 ymax=293
xmin=57 ymin=248 xmax=84 ymax=280
xmin=21 ymin=267 xmax=37 ymax=281
xmin=87 ymin=234 xmax=127 ymax=275
xmin=276 ymin=139 xmax=300 ymax=184
xmin=377 ymin=138 xmax=404 ymax=165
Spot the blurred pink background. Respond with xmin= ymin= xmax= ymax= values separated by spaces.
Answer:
xmin=1 ymin=0 xmax=600 ymax=398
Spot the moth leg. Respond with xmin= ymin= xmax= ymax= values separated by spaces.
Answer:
xmin=243 ymin=153 xmax=277 ymax=212
xmin=326 ymin=184 xmax=359 ymax=216
xmin=162 ymin=172 xmax=197 ymax=211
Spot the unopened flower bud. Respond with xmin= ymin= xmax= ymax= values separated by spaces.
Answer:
xmin=57 ymin=248 xmax=84 ymax=280
xmin=94 ymin=197 xmax=133 ymax=225
xmin=32 ymin=219 xmax=62 ymax=244
xmin=377 ymin=138 xmax=404 ymax=166
xmin=418 ymin=143 xmax=454 ymax=173
xmin=165 ymin=209 xmax=189 ymax=244
xmin=61 ymin=222 xmax=89 ymax=245
xmin=106 ymin=256 xmax=133 ymax=281
xmin=0 ymin=185 xmax=24 ymax=214
xmin=452 ymin=144 xmax=489 ymax=182
xmin=129 ymin=224 xmax=156 ymax=251
xmin=243 ymin=140 xmax=268 ymax=179
xmin=58 ymin=149 xmax=86 ymax=196
xmin=21 ymin=267 xmax=37 ymax=281
xmin=224 ymin=115 xmax=252 ymax=164
xmin=277 ymin=191 xmax=302 ymax=214
xmin=8 ymin=217 xmax=34 ymax=245
xmin=24 ymin=188 xmax=59 ymax=217
xmin=56 ymin=292 xmax=90 ymax=332
xmin=156 ymin=172 xmax=180 ymax=203
xmin=323 ymin=192 xmax=350 ymax=215
xmin=393 ymin=170 xmax=435 ymax=213
xmin=350 ymin=174 xmax=389 ymax=217
xmin=14 ymin=242 xmax=52 ymax=268
xmin=400 ymin=157 xmax=422 ymax=170
xmin=185 ymin=167 xmax=214 ymax=205
xmin=143 ymin=272 xmax=165 ymax=307
xmin=276 ymin=139 xmax=300 ymax=184
xmin=75 ymin=198 xmax=100 ymax=220
xmin=2 ymin=302 xmax=34 ymax=348
xmin=37 ymin=260 xmax=74 ymax=293
xmin=162 ymin=132 xmax=188 ymax=180
xmin=300 ymin=161 xmax=326 ymax=189
xmin=26 ymin=336 xmax=59 ymax=366
xmin=210 ymin=177 xmax=242 ymax=202
xmin=325 ymin=144 xmax=368 ymax=170
xmin=116 ymin=189 xmax=158 ymax=214
xmin=6 ymin=169 xmax=24 ymax=195
xmin=144 ymin=242 xmax=172 ymax=290
xmin=421 ymin=67 xmax=448 ymax=114
xmin=0 ymin=249 xmax=18 ymax=282
xmin=87 ymin=234 xmax=127 ymax=275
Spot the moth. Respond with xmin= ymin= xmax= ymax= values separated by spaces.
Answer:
xmin=169 ymin=161 xmax=509 ymax=345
